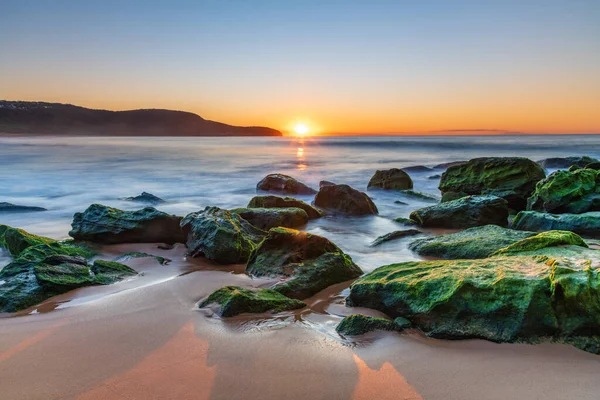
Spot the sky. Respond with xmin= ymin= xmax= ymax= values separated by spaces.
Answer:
xmin=1 ymin=0 xmax=599 ymax=135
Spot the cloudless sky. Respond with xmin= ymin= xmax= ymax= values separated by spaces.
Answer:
xmin=1 ymin=0 xmax=599 ymax=134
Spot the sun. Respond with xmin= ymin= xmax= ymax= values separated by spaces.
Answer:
xmin=294 ymin=123 xmax=310 ymax=136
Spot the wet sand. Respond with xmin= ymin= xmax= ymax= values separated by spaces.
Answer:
xmin=1 ymin=244 xmax=600 ymax=400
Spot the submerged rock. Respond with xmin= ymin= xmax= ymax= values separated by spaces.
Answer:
xmin=0 ymin=224 xmax=54 ymax=257
xmin=256 ymin=173 xmax=316 ymax=195
xmin=513 ymin=211 xmax=600 ymax=237
xmin=181 ymin=206 xmax=265 ymax=264
xmin=409 ymin=195 xmax=509 ymax=228
xmin=336 ymin=314 xmax=407 ymax=336
xmin=247 ymin=195 xmax=322 ymax=219
xmin=0 ymin=202 xmax=47 ymax=213
xmin=231 ymin=207 xmax=308 ymax=230
xmin=122 ymin=192 xmax=166 ymax=205
xmin=314 ymin=184 xmax=378 ymax=216
xmin=409 ymin=225 xmax=535 ymax=259
xmin=370 ymin=229 xmax=422 ymax=247
xmin=526 ymin=169 xmax=600 ymax=214
xmin=199 ymin=286 xmax=306 ymax=317
xmin=439 ymin=157 xmax=545 ymax=210
xmin=490 ymin=231 xmax=587 ymax=256
xmin=402 ymin=165 xmax=433 ymax=173
xmin=537 ymin=156 xmax=599 ymax=169
xmin=367 ymin=168 xmax=413 ymax=190
xmin=398 ymin=190 xmax=440 ymax=202
xmin=393 ymin=217 xmax=417 ymax=226
xmin=246 ymin=227 xmax=363 ymax=299
xmin=69 ymin=204 xmax=185 ymax=244
xmin=428 ymin=174 xmax=441 ymax=180
xmin=347 ymin=255 xmax=600 ymax=353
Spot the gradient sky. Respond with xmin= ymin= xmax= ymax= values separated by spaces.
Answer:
xmin=1 ymin=0 xmax=599 ymax=134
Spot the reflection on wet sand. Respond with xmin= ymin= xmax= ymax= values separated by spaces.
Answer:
xmin=352 ymin=354 xmax=422 ymax=400
xmin=77 ymin=322 xmax=215 ymax=400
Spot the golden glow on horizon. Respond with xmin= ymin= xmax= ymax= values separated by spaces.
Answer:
xmin=294 ymin=123 xmax=310 ymax=136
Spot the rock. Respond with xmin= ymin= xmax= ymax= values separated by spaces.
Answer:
xmin=314 ymin=184 xmax=378 ymax=216
xmin=409 ymin=225 xmax=535 ymax=259
xmin=0 ymin=235 xmax=130 ymax=313
xmin=346 ymin=255 xmax=600 ymax=353
xmin=537 ymin=156 xmax=599 ymax=169
xmin=319 ymin=180 xmax=336 ymax=188
xmin=439 ymin=157 xmax=545 ymax=210
xmin=428 ymin=174 xmax=441 ymax=180
xmin=336 ymin=314 xmax=404 ymax=336
xmin=526 ymin=169 xmax=600 ymax=214
xmin=367 ymin=169 xmax=413 ymax=190
xmin=122 ymin=192 xmax=165 ymax=205
xmin=0 ymin=202 xmax=47 ymax=213
xmin=34 ymin=255 xmax=94 ymax=288
xmin=490 ymin=231 xmax=587 ymax=256
xmin=441 ymin=191 xmax=467 ymax=202
xmin=0 ymin=224 xmax=54 ymax=256
xmin=393 ymin=217 xmax=417 ymax=226
xmin=586 ymin=162 xmax=600 ymax=171
xmin=409 ymin=195 xmax=509 ymax=229
xmin=256 ymin=173 xmax=316 ymax=195
xmin=434 ymin=161 xmax=468 ymax=169
xmin=246 ymin=227 xmax=363 ymax=299
xmin=370 ymin=229 xmax=422 ymax=247
xmin=398 ymin=190 xmax=440 ymax=202
xmin=402 ymin=165 xmax=433 ymax=173
xmin=394 ymin=200 xmax=408 ymax=205
xmin=512 ymin=211 xmax=600 ymax=237
xmin=230 ymin=207 xmax=308 ymax=230
xmin=247 ymin=195 xmax=323 ymax=219
xmin=69 ymin=204 xmax=185 ymax=244
xmin=181 ymin=206 xmax=265 ymax=264
xmin=91 ymin=260 xmax=138 ymax=284
xmin=199 ymin=286 xmax=305 ymax=317
xmin=115 ymin=252 xmax=171 ymax=265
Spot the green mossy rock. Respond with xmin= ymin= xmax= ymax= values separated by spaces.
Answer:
xmin=526 ymin=169 xmax=600 ymax=214
xmin=398 ymin=190 xmax=440 ymax=202
xmin=370 ymin=229 xmax=422 ymax=247
xmin=256 ymin=173 xmax=316 ymax=195
xmin=115 ymin=251 xmax=170 ymax=265
xmin=346 ymin=255 xmax=600 ymax=352
xmin=69 ymin=204 xmax=185 ymax=244
xmin=199 ymin=286 xmax=306 ymax=317
xmin=441 ymin=191 xmax=467 ymax=202
xmin=537 ymin=156 xmax=599 ymax=169
xmin=409 ymin=225 xmax=535 ymax=259
xmin=491 ymin=231 xmax=588 ymax=256
xmin=0 ymin=224 xmax=54 ymax=257
xmin=409 ymin=195 xmax=509 ymax=228
xmin=513 ymin=211 xmax=600 ymax=237
xmin=231 ymin=207 xmax=309 ymax=230
xmin=34 ymin=255 xmax=94 ymax=288
xmin=393 ymin=217 xmax=417 ymax=226
xmin=91 ymin=260 xmax=138 ymax=284
xmin=586 ymin=162 xmax=600 ymax=171
xmin=439 ymin=157 xmax=546 ymax=210
xmin=367 ymin=169 xmax=413 ymax=190
xmin=181 ymin=206 xmax=266 ymax=264
xmin=247 ymin=195 xmax=323 ymax=219
xmin=246 ymin=227 xmax=363 ymax=299
xmin=336 ymin=314 xmax=403 ymax=336
xmin=314 ymin=184 xmax=378 ymax=216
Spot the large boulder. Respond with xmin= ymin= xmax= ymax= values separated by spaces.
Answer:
xmin=346 ymin=255 xmax=600 ymax=353
xmin=199 ymin=286 xmax=306 ymax=317
xmin=231 ymin=207 xmax=308 ymax=230
xmin=367 ymin=169 xmax=413 ymax=190
xmin=439 ymin=157 xmax=546 ymax=210
xmin=0 ymin=225 xmax=54 ymax=257
xmin=181 ymin=206 xmax=265 ymax=264
xmin=256 ymin=174 xmax=316 ymax=195
xmin=490 ymin=231 xmax=587 ymax=256
xmin=69 ymin=204 xmax=185 ymax=244
xmin=247 ymin=195 xmax=322 ymax=219
xmin=512 ymin=211 xmax=600 ymax=237
xmin=537 ymin=156 xmax=599 ymax=170
xmin=246 ymin=227 xmax=363 ymax=299
xmin=409 ymin=195 xmax=509 ymax=228
xmin=0 ymin=229 xmax=135 ymax=313
xmin=0 ymin=202 xmax=47 ymax=213
xmin=409 ymin=225 xmax=535 ymax=259
xmin=314 ymin=184 xmax=378 ymax=216
xmin=526 ymin=169 xmax=600 ymax=214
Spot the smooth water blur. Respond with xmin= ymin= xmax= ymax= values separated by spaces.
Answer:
xmin=1 ymin=134 xmax=600 ymax=273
